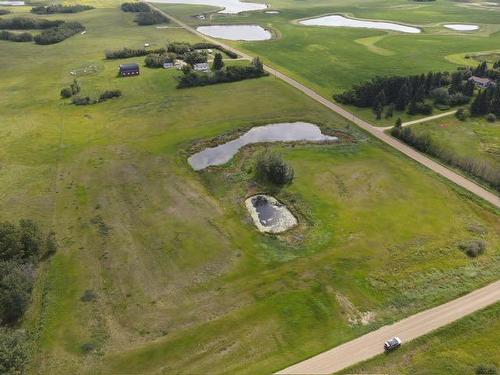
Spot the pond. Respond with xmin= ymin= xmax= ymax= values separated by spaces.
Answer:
xmin=300 ymin=15 xmax=421 ymax=34
xmin=444 ymin=24 xmax=479 ymax=31
xmin=188 ymin=122 xmax=337 ymax=170
xmin=0 ymin=1 xmax=24 ymax=4
xmin=149 ymin=0 xmax=267 ymax=14
xmin=196 ymin=25 xmax=272 ymax=41
xmin=245 ymin=194 xmax=297 ymax=233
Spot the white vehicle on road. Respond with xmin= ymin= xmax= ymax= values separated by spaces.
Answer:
xmin=384 ymin=337 xmax=402 ymax=351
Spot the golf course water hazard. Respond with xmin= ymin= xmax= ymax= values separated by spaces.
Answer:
xmin=245 ymin=194 xmax=297 ymax=233
xmin=444 ymin=24 xmax=479 ymax=31
xmin=149 ymin=0 xmax=266 ymax=14
xmin=196 ymin=25 xmax=272 ymax=41
xmin=188 ymin=122 xmax=337 ymax=170
xmin=300 ymin=15 xmax=421 ymax=34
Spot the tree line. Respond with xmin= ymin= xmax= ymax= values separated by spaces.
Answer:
xmin=31 ymin=4 xmax=94 ymax=14
xmin=177 ymin=57 xmax=267 ymax=88
xmin=120 ymin=2 xmax=169 ymax=26
xmin=391 ymin=126 xmax=500 ymax=191
xmin=0 ymin=220 xmax=57 ymax=374
xmin=105 ymin=47 xmax=166 ymax=59
xmin=0 ymin=17 xmax=85 ymax=45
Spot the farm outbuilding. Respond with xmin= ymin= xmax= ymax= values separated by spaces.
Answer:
xmin=119 ymin=63 xmax=140 ymax=77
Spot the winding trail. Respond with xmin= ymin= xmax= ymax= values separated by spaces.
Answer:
xmin=149 ymin=6 xmax=499 ymax=208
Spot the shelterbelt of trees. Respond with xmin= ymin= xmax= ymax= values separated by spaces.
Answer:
xmin=0 ymin=17 xmax=84 ymax=44
xmin=30 ymin=4 xmax=94 ymax=14
xmin=120 ymin=2 xmax=168 ymax=26
xmin=335 ymin=62 xmax=500 ymax=120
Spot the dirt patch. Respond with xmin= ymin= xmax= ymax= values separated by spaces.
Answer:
xmin=336 ymin=292 xmax=376 ymax=326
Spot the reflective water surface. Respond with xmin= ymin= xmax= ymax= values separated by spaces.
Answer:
xmin=196 ymin=25 xmax=272 ymax=41
xmin=300 ymin=15 xmax=421 ymax=34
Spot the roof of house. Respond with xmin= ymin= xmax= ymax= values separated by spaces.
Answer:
xmin=119 ymin=63 xmax=139 ymax=70
xmin=193 ymin=62 xmax=209 ymax=69
xmin=469 ymin=76 xmax=493 ymax=85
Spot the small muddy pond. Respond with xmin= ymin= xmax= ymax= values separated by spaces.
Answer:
xmin=0 ymin=0 xmax=24 ymax=4
xmin=149 ymin=0 xmax=267 ymax=14
xmin=197 ymin=25 xmax=271 ymax=41
xmin=245 ymin=194 xmax=297 ymax=233
xmin=300 ymin=15 xmax=421 ymax=34
xmin=188 ymin=122 xmax=337 ymax=170
xmin=444 ymin=24 xmax=479 ymax=31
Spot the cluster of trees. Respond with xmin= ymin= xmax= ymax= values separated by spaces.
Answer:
xmin=144 ymin=52 xmax=175 ymax=68
xmin=254 ymin=150 xmax=294 ymax=186
xmin=31 ymin=4 xmax=94 ymax=14
xmin=0 ymin=220 xmax=56 ymax=374
xmin=191 ymin=42 xmax=238 ymax=59
xmin=0 ymin=30 xmax=33 ymax=42
xmin=105 ymin=47 xmax=165 ymax=59
xmin=177 ymin=57 xmax=266 ymax=89
xmin=391 ymin=126 xmax=500 ymax=190
xmin=0 ymin=9 xmax=11 ymax=15
xmin=72 ymin=90 xmax=122 ymax=105
xmin=60 ymin=79 xmax=81 ymax=99
xmin=120 ymin=2 xmax=168 ymax=25
xmin=120 ymin=2 xmax=150 ymax=12
xmin=334 ymin=65 xmax=499 ymax=119
xmin=473 ymin=61 xmax=500 ymax=80
xmin=470 ymin=86 xmax=500 ymax=118
xmin=34 ymin=21 xmax=85 ymax=45
xmin=0 ymin=17 xmax=64 ymax=29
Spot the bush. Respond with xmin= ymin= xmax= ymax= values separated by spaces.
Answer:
xmin=476 ymin=364 xmax=498 ymax=375
xmin=60 ymin=87 xmax=72 ymax=98
xmin=98 ymin=90 xmax=122 ymax=102
xmin=431 ymin=87 xmax=450 ymax=105
xmin=0 ymin=30 xmax=33 ymax=42
xmin=455 ymin=108 xmax=468 ymax=121
xmin=120 ymin=2 xmax=150 ymax=12
xmin=0 ymin=9 xmax=11 ymax=15
xmin=255 ymin=150 xmax=294 ymax=186
xmin=459 ymin=239 xmax=486 ymax=258
xmin=105 ymin=47 xmax=165 ymax=60
xmin=80 ymin=290 xmax=97 ymax=302
xmin=31 ymin=4 xmax=94 ymax=14
xmin=133 ymin=11 xmax=168 ymax=26
xmin=144 ymin=53 xmax=174 ymax=68
xmin=34 ymin=21 xmax=85 ymax=45
xmin=486 ymin=113 xmax=497 ymax=122
xmin=449 ymin=93 xmax=471 ymax=106
xmin=0 ymin=328 xmax=27 ymax=375
xmin=71 ymin=96 xmax=95 ymax=106
xmin=0 ymin=261 xmax=33 ymax=324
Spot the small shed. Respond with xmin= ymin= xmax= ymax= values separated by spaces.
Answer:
xmin=119 ymin=63 xmax=140 ymax=77
xmin=468 ymin=76 xmax=494 ymax=89
xmin=193 ymin=62 xmax=209 ymax=72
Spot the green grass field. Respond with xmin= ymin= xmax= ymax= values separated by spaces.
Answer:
xmin=0 ymin=1 xmax=499 ymax=374
xmin=342 ymin=303 xmax=500 ymax=375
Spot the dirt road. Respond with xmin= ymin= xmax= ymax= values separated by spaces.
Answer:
xmin=379 ymin=110 xmax=458 ymax=130
xmin=277 ymin=280 xmax=500 ymax=374
xmin=149 ymin=6 xmax=499 ymax=208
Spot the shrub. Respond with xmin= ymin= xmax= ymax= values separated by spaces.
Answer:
xmin=60 ymin=87 xmax=72 ymax=98
xmin=105 ymin=47 xmax=165 ymax=59
xmin=133 ymin=11 xmax=168 ymax=26
xmin=486 ymin=113 xmax=497 ymax=122
xmin=98 ymin=90 xmax=122 ymax=101
xmin=80 ymin=290 xmax=97 ymax=302
xmin=455 ymin=108 xmax=468 ymax=121
xmin=0 ymin=328 xmax=27 ymax=375
xmin=144 ymin=53 xmax=174 ymax=68
xmin=120 ymin=2 xmax=150 ymax=12
xmin=458 ymin=239 xmax=486 ymax=258
xmin=31 ymin=4 xmax=94 ymax=14
xmin=476 ymin=364 xmax=498 ymax=375
xmin=0 ymin=261 xmax=33 ymax=324
xmin=255 ymin=150 xmax=294 ymax=186
xmin=449 ymin=93 xmax=471 ymax=106
xmin=34 ymin=21 xmax=85 ymax=45
xmin=0 ymin=30 xmax=33 ymax=42
xmin=71 ymin=96 xmax=95 ymax=106
xmin=431 ymin=87 xmax=450 ymax=105
xmin=184 ymin=50 xmax=207 ymax=66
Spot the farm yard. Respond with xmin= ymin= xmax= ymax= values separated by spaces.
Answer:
xmin=0 ymin=0 xmax=499 ymax=374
